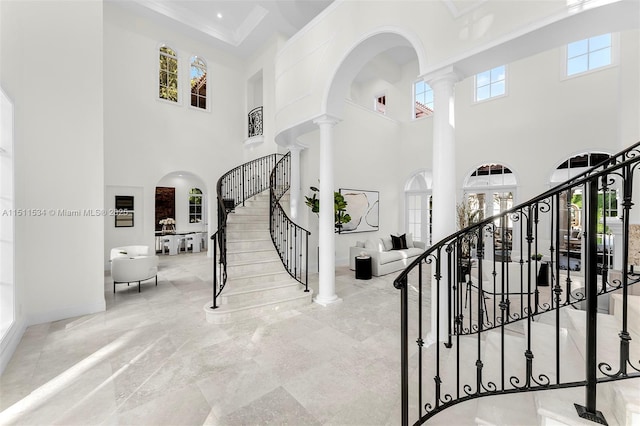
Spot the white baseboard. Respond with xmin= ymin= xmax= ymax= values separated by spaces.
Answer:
xmin=26 ymin=299 xmax=106 ymax=328
xmin=0 ymin=318 xmax=27 ymax=375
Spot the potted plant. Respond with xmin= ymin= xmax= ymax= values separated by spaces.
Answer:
xmin=305 ymin=186 xmax=351 ymax=232
xmin=456 ymin=200 xmax=480 ymax=258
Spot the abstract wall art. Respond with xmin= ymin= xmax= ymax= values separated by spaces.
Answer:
xmin=339 ymin=189 xmax=379 ymax=234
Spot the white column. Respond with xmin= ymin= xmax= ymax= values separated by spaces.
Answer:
xmin=426 ymin=68 xmax=461 ymax=343
xmin=429 ymin=68 xmax=460 ymax=242
xmin=313 ymin=115 xmax=341 ymax=306
xmin=289 ymin=145 xmax=303 ymax=222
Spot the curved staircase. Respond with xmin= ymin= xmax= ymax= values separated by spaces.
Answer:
xmin=204 ymin=191 xmax=312 ymax=324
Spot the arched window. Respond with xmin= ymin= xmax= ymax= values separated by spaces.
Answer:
xmin=464 ymin=164 xmax=517 ymax=251
xmin=159 ymin=45 xmax=178 ymax=102
xmin=189 ymin=188 xmax=203 ymax=223
xmin=551 ymin=151 xmax=614 ymax=271
xmin=404 ymin=171 xmax=432 ymax=244
xmin=190 ymin=56 xmax=207 ymax=109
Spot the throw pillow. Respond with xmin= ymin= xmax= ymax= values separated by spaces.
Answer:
xmin=391 ymin=234 xmax=408 ymax=250
xmin=406 ymin=233 xmax=415 ymax=248
xmin=381 ymin=236 xmax=393 ymax=251
xmin=356 ymin=241 xmax=365 ymax=248
xmin=364 ymin=239 xmax=377 ymax=250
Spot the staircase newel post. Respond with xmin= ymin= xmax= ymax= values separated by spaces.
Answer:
xmin=575 ymin=178 xmax=607 ymax=424
xmin=212 ymin=233 xmax=218 ymax=309
xmin=394 ymin=275 xmax=409 ymax=426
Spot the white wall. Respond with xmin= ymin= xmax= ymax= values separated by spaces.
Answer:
xmin=296 ymin=26 xmax=639 ymax=270
xmin=103 ymin=2 xmax=246 ymax=263
xmin=0 ymin=0 xmax=105 ymax=366
xmin=243 ymin=35 xmax=287 ymax=160
xmin=274 ymin=0 xmax=618 ymax=138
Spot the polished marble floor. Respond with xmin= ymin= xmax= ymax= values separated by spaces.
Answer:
xmin=0 ymin=253 xmax=422 ymax=425
xmin=2 ymin=252 xmax=629 ymax=426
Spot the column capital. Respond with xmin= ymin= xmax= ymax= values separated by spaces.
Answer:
xmin=422 ymin=65 xmax=464 ymax=88
xmin=289 ymin=144 xmax=305 ymax=153
xmin=313 ymin=114 xmax=341 ymax=127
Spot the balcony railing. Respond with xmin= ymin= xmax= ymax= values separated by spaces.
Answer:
xmin=248 ymin=106 xmax=263 ymax=138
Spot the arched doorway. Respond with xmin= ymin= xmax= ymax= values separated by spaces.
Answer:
xmin=155 ymin=171 xmax=208 ymax=255
xmin=463 ymin=163 xmax=517 ymax=259
xmin=550 ymin=151 xmax=614 ymax=272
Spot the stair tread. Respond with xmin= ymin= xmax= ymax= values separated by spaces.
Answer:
xmin=228 ymin=257 xmax=282 ymax=267
xmin=208 ymin=288 xmax=311 ymax=312
xmin=224 ymin=278 xmax=303 ymax=295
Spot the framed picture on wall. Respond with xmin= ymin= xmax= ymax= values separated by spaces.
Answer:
xmin=338 ymin=189 xmax=379 ymax=234
xmin=115 ymin=195 xmax=134 ymax=227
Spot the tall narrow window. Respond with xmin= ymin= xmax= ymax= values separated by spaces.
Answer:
xmin=567 ymin=33 xmax=611 ymax=76
xmin=475 ymin=65 xmax=506 ymax=102
xmin=189 ymin=188 xmax=203 ymax=223
xmin=375 ymin=94 xmax=386 ymax=114
xmin=159 ymin=45 xmax=178 ymax=102
xmin=404 ymin=171 xmax=432 ymax=245
xmin=414 ymin=80 xmax=433 ymax=118
xmin=190 ymin=56 xmax=207 ymax=109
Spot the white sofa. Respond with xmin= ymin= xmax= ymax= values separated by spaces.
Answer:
xmin=349 ymin=234 xmax=427 ymax=276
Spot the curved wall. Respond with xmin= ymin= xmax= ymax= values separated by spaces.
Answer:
xmin=274 ymin=0 xmax=577 ymax=141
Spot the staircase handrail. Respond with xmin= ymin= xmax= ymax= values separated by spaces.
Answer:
xmin=269 ymin=152 xmax=311 ymax=291
xmin=394 ymin=141 xmax=640 ymax=425
xmin=210 ymin=154 xmax=281 ymax=309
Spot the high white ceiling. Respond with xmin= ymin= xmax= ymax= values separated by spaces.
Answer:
xmin=111 ymin=0 xmax=335 ymax=57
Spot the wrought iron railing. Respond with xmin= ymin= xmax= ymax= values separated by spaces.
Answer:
xmin=210 ymin=154 xmax=280 ymax=309
xmin=248 ymin=106 xmax=263 ymax=138
xmin=395 ymin=141 xmax=640 ymax=425
xmin=269 ymin=152 xmax=311 ymax=290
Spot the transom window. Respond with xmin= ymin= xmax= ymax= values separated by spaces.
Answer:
xmin=567 ymin=33 xmax=612 ymax=76
xmin=159 ymin=45 xmax=178 ymax=102
xmin=475 ymin=65 xmax=506 ymax=102
xmin=190 ymin=56 xmax=207 ymax=109
xmin=189 ymin=188 xmax=203 ymax=223
xmin=414 ymin=80 xmax=433 ymax=118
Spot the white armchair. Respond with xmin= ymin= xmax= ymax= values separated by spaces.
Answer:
xmin=110 ymin=245 xmax=151 ymax=260
xmin=111 ymin=256 xmax=159 ymax=293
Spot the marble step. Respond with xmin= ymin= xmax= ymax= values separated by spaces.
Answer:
xmin=535 ymin=385 xmax=618 ymax=426
xmin=226 ymin=248 xmax=280 ymax=263
xmin=563 ymin=309 xmax=640 ymax=379
xmin=226 ymin=229 xmax=271 ymax=240
xmin=610 ymin=378 xmax=640 ymax=426
xmin=220 ymin=277 xmax=307 ymax=305
xmin=203 ymin=287 xmax=312 ymax=324
xmin=226 ymin=221 xmax=269 ymax=230
xmin=610 ymin=294 xmax=640 ymax=337
xmin=230 ymin=206 xmax=269 ymax=216
xmin=226 ymin=214 xmax=269 ymax=224
xmin=226 ymin=258 xmax=285 ymax=276
xmin=226 ymin=270 xmax=293 ymax=286
xmin=227 ymin=239 xmax=274 ymax=252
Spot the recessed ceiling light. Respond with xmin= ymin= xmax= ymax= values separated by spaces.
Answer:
xmin=217 ymin=12 xmax=222 ymax=19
